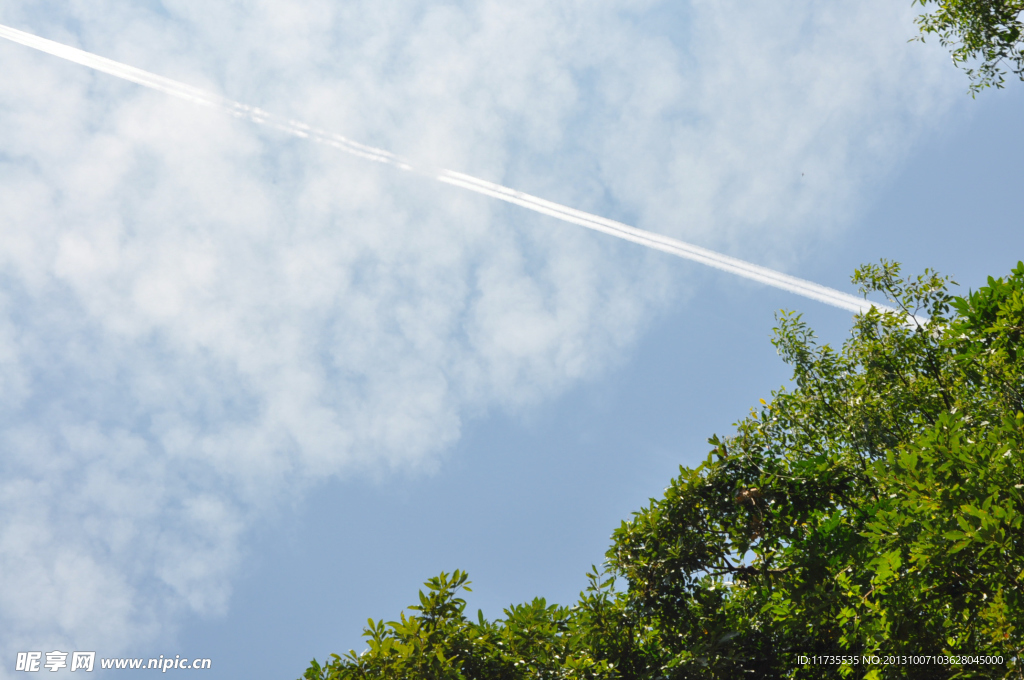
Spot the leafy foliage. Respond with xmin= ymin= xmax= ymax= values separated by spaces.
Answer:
xmin=600 ymin=261 xmax=1024 ymax=678
xmin=913 ymin=0 xmax=1024 ymax=92
xmin=301 ymin=570 xmax=615 ymax=680
xmin=302 ymin=262 xmax=1024 ymax=680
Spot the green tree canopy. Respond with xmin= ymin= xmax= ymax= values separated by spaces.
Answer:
xmin=302 ymin=262 xmax=1024 ymax=680
xmin=914 ymin=0 xmax=1024 ymax=92
xmin=301 ymin=569 xmax=616 ymax=680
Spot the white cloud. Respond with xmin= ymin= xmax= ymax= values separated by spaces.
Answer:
xmin=0 ymin=0 xmax=957 ymax=670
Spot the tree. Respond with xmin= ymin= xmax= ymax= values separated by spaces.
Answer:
xmin=913 ymin=0 xmax=1024 ymax=92
xmin=300 ymin=570 xmax=616 ymax=680
xmin=599 ymin=262 xmax=1024 ymax=678
xmin=302 ymin=262 xmax=1024 ymax=680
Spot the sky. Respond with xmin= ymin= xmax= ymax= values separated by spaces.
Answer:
xmin=0 ymin=0 xmax=1021 ymax=678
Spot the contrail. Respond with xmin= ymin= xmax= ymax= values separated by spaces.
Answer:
xmin=0 ymin=23 xmax=896 ymax=315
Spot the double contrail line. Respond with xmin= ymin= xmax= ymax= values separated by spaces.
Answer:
xmin=0 ymin=23 xmax=894 ymax=315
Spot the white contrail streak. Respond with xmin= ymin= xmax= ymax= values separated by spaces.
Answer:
xmin=0 ymin=23 xmax=897 ymax=316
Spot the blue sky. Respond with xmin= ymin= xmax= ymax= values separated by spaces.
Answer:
xmin=0 ymin=1 xmax=1022 ymax=678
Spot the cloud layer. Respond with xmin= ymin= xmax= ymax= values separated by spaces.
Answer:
xmin=0 ymin=0 xmax=956 ymax=668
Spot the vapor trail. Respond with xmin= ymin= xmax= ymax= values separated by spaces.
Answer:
xmin=0 ymin=23 xmax=895 ymax=315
